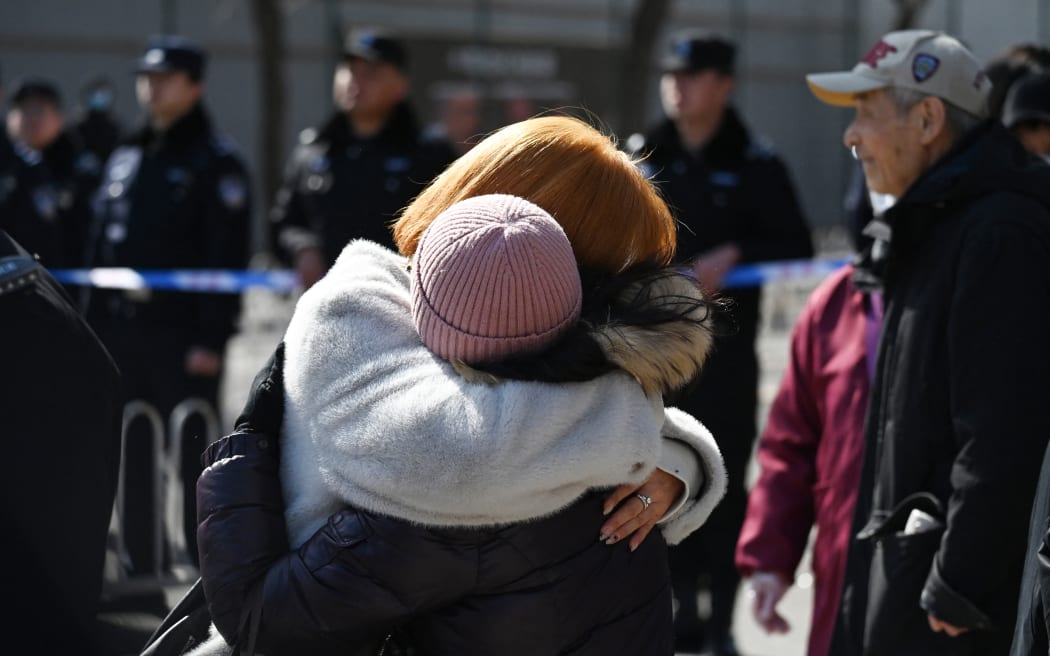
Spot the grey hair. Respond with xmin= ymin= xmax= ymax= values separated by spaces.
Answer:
xmin=887 ymin=86 xmax=982 ymax=140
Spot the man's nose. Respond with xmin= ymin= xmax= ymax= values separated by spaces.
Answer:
xmin=843 ymin=122 xmax=859 ymax=155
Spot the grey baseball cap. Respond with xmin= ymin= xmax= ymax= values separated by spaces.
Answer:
xmin=806 ymin=29 xmax=992 ymax=118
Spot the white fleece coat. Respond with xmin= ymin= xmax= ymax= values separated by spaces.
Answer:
xmin=281 ymin=240 xmax=727 ymax=547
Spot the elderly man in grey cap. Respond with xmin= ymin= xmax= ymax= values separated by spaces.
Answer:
xmin=806 ymin=29 xmax=1050 ymax=656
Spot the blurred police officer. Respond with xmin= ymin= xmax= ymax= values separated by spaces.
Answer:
xmin=1002 ymin=71 xmax=1050 ymax=160
xmin=0 ymin=77 xmax=101 ymax=270
xmin=271 ymin=27 xmax=456 ymax=288
xmin=82 ymin=35 xmax=251 ymax=576
xmin=628 ymin=30 xmax=813 ymax=656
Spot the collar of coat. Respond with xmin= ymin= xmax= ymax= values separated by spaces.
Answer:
xmin=313 ymin=100 xmax=423 ymax=149
xmin=856 ymin=121 xmax=1050 ymax=289
xmin=453 ymin=268 xmax=715 ymax=396
xmin=644 ymin=106 xmax=753 ymax=168
xmin=125 ymin=102 xmax=212 ymax=154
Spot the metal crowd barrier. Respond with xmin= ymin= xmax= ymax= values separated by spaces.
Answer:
xmin=107 ymin=396 xmax=222 ymax=585
xmin=166 ymin=398 xmax=222 ymax=571
xmin=113 ymin=400 xmax=166 ymax=580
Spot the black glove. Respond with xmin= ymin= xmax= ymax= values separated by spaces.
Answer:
xmin=233 ymin=341 xmax=285 ymax=437
xmin=203 ymin=342 xmax=285 ymax=469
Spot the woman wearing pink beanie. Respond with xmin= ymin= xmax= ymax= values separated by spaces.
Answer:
xmin=410 ymin=193 xmax=584 ymax=366
xmin=193 ymin=116 xmax=728 ymax=655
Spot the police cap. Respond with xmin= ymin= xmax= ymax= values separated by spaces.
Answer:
xmin=661 ymin=30 xmax=736 ymax=76
xmin=342 ymin=28 xmax=408 ymax=72
xmin=10 ymin=76 xmax=62 ymax=108
xmin=1002 ymin=71 xmax=1050 ymax=129
xmin=135 ymin=35 xmax=207 ymax=81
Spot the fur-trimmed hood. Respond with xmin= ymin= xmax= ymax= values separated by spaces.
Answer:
xmin=280 ymin=240 xmax=725 ymax=547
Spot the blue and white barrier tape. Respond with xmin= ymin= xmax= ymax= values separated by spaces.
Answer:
xmin=50 ymin=268 xmax=301 ymax=293
xmin=49 ymin=256 xmax=853 ymax=293
xmin=721 ymin=256 xmax=852 ymax=288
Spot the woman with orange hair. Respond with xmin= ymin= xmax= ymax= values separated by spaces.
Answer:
xmin=192 ymin=116 xmax=727 ymax=655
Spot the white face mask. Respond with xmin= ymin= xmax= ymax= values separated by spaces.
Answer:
xmin=88 ymin=89 xmax=114 ymax=111
xmin=869 ymin=191 xmax=897 ymax=217
xmin=1041 ymin=154 xmax=1050 ymax=166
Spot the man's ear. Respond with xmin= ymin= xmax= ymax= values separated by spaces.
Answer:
xmin=187 ymin=79 xmax=205 ymax=105
xmin=917 ymin=96 xmax=947 ymax=145
xmin=719 ymin=74 xmax=735 ymax=103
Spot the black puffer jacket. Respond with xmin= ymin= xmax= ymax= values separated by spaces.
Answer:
xmin=198 ymin=431 xmax=672 ymax=656
xmin=837 ymin=122 xmax=1050 ymax=656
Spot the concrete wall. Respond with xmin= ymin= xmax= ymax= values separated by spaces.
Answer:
xmin=1 ymin=0 xmax=1046 ymax=253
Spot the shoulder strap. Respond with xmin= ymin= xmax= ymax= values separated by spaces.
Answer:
xmin=140 ymin=578 xmax=210 ymax=656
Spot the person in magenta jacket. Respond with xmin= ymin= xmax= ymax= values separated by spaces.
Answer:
xmin=734 ymin=262 xmax=881 ymax=656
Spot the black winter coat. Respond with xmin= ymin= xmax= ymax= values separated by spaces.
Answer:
xmin=836 ymin=123 xmax=1050 ymax=656
xmin=1 ymin=230 xmax=122 ymax=654
xmin=270 ymin=102 xmax=457 ymax=266
xmin=197 ymin=431 xmax=674 ymax=656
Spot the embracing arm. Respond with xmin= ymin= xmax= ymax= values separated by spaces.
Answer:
xmin=597 ymin=409 xmax=727 ymax=551
xmin=653 ymin=408 xmax=728 ymax=545
xmin=197 ymin=431 xmax=452 ymax=653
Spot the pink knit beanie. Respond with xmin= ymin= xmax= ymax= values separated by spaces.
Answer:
xmin=411 ymin=194 xmax=583 ymax=365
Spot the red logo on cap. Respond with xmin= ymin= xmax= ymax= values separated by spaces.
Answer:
xmin=862 ymin=40 xmax=898 ymax=68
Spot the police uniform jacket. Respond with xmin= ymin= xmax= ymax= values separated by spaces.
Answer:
xmin=631 ymin=108 xmax=813 ymax=347
xmin=838 ymin=122 xmax=1050 ymax=656
xmin=270 ymin=101 xmax=456 ymax=265
xmin=0 ymin=131 xmax=101 ymax=268
xmin=84 ymin=103 xmax=250 ymax=354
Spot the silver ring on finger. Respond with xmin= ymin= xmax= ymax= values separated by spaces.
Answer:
xmin=636 ymin=493 xmax=652 ymax=511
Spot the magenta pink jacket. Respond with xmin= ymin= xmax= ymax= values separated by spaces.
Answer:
xmin=735 ymin=263 xmax=878 ymax=656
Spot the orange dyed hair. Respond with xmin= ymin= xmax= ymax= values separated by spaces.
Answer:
xmin=392 ymin=116 xmax=676 ymax=273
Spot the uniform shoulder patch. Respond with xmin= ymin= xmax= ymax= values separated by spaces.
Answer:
xmin=746 ymin=136 xmax=776 ymax=161
xmin=74 ymin=151 xmax=101 ymax=177
xmin=217 ymin=173 xmax=248 ymax=211
xmin=14 ymin=141 xmax=41 ymax=167
xmin=418 ymin=129 xmax=448 ymax=147
xmin=209 ymin=133 xmax=241 ymax=157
